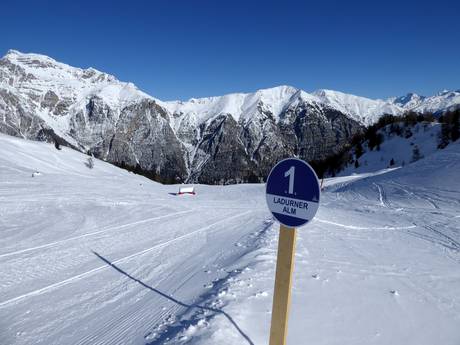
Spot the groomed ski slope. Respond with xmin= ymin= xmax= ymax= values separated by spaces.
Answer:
xmin=181 ymin=142 xmax=460 ymax=345
xmin=0 ymin=134 xmax=459 ymax=345
xmin=0 ymin=134 xmax=271 ymax=345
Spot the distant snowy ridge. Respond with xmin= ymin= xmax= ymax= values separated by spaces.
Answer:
xmin=162 ymin=85 xmax=323 ymax=126
xmin=408 ymin=90 xmax=460 ymax=114
xmin=313 ymin=89 xmax=404 ymax=125
xmin=163 ymin=87 xmax=415 ymax=127
xmin=164 ymin=87 xmax=460 ymax=128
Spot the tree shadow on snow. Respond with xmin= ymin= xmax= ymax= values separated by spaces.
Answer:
xmin=92 ymin=251 xmax=255 ymax=345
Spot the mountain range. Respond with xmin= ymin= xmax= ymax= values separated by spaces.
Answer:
xmin=1 ymin=49 xmax=459 ymax=183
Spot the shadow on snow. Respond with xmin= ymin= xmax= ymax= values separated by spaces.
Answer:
xmin=92 ymin=251 xmax=255 ymax=345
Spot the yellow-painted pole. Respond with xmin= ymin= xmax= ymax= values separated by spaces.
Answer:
xmin=269 ymin=224 xmax=297 ymax=345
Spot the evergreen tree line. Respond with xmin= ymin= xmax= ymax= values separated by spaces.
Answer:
xmin=113 ymin=161 xmax=181 ymax=184
xmin=437 ymin=109 xmax=460 ymax=149
xmin=310 ymin=109 xmax=460 ymax=178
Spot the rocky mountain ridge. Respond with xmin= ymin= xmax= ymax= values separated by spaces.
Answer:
xmin=1 ymin=50 xmax=458 ymax=183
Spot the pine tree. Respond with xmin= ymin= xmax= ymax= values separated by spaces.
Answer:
xmin=85 ymin=157 xmax=94 ymax=169
xmin=355 ymin=141 xmax=364 ymax=158
xmin=368 ymin=131 xmax=384 ymax=151
xmin=411 ymin=145 xmax=423 ymax=162
xmin=451 ymin=111 xmax=460 ymax=142
xmin=438 ymin=123 xmax=450 ymax=149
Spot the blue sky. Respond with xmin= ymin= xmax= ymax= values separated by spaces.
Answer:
xmin=1 ymin=0 xmax=459 ymax=100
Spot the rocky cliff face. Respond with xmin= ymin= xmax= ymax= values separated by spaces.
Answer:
xmin=4 ymin=50 xmax=455 ymax=184
xmin=166 ymin=88 xmax=362 ymax=183
xmin=80 ymin=98 xmax=188 ymax=183
xmin=0 ymin=50 xmax=188 ymax=183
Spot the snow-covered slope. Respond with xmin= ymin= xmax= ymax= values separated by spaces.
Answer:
xmin=389 ymin=93 xmax=426 ymax=109
xmin=0 ymin=49 xmax=153 ymax=142
xmin=1 ymin=132 xmax=459 ymax=345
xmin=163 ymin=85 xmax=323 ymax=127
xmin=2 ymin=49 xmax=153 ymax=108
xmin=175 ymin=141 xmax=460 ymax=345
xmin=341 ymin=122 xmax=442 ymax=175
xmin=313 ymin=89 xmax=404 ymax=125
xmin=0 ymin=134 xmax=270 ymax=344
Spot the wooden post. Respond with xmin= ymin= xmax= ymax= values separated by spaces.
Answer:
xmin=269 ymin=224 xmax=297 ymax=345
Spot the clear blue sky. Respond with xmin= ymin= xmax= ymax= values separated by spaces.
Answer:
xmin=1 ymin=0 xmax=459 ymax=100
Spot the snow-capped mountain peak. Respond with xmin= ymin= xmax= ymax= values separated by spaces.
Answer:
xmin=3 ymin=49 xmax=115 ymax=85
xmin=386 ymin=90 xmax=460 ymax=114
xmin=437 ymin=89 xmax=451 ymax=96
xmin=390 ymin=92 xmax=426 ymax=109
xmin=162 ymin=85 xmax=309 ymax=126
xmin=1 ymin=50 xmax=154 ymax=114
xmin=312 ymin=89 xmax=404 ymax=125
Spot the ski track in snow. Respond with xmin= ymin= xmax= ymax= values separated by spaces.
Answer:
xmin=0 ymin=210 xmax=253 ymax=309
xmin=1 ymin=135 xmax=460 ymax=345
xmin=314 ymin=218 xmax=417 ymax=231
xmin=0 ymin=209 xmax=196 ymax=259
xmin=180 ymin=144 xmax=460 ymax=345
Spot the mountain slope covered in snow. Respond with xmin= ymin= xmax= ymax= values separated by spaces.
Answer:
xmin=341 ymin=122 xmax=442 ymax=175
xmin=313 ymin=89 xmax=403 ymax=125
xmin=0 ymin=51 xmax=361 ymax=183
xmin=1 ymin=49 xmax=459 ymax=184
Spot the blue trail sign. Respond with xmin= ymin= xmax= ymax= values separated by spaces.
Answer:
xmin=265 ymin=158 xmax=320 ymax=228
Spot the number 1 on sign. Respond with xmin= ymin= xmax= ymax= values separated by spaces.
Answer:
xmin=284 ymin=166 xmax=295 ymax=194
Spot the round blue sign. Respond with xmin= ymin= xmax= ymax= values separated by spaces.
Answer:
xmin=265 ymin=158 xmax=320 ymax=228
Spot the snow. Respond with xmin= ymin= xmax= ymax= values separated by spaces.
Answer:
xmin=1 ymin=50 xmax=154 ymax=141
xmin=1 ymin=132 xmax=459 ymax=345
xmin=387 ymin=90 xmax=460 ymax=114
xmin=1 ymin=50 xmax=460 ymax=344
xmin=164 ymin=86 xmax=406 ymax=128
xmin=162 ymin=85 xmax=304 ymax=127
xmin=313 ymin=89 xmax=404 ymax=125
xmin=0 ymin=134 xmax=270 ymax=345
xmin=411 ymin=90 xmax=460 ymax=114
xmin=187 ymin=141 xmax=460 ymax=345
xmin=2 ymin=50 xmax=460 ymax=148
xmin=341 ymin=122 xmax=442 ymax=175
xmin=163 ymin=84 xmax=420 ymax=130
xmin=389 ymin=93 xmax=426 ymax=109
xmin=164 ymin=86 xmax=460 ymax=130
